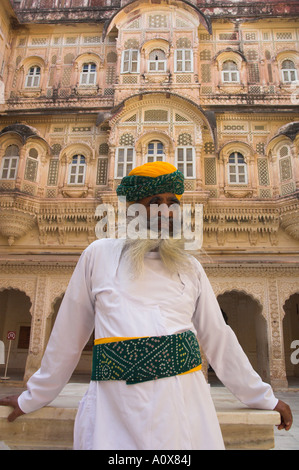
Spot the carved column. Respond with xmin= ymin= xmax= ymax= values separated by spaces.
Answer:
xmin=267 ymin=278 xmax=288 ymax=390
xmin=107 ymin=146 xmax=116 ymax=190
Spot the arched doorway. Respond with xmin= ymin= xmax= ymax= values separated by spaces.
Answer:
xmin=212 ymin=290 xmax=270 ymax=384
xmin=283 ymin=293 xmax=299 ymax=387
xmin=0 ymin=288 xmax=32 ymax=380
xmin=46 ymin=295 xmax=94 ymax=382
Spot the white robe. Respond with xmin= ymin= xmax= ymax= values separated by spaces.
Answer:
xmin=18 ymin=238 xmax=278 ymax=450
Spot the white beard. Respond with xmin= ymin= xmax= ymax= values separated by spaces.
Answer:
xmin=121 ymin=231 xmax=194 ymax=279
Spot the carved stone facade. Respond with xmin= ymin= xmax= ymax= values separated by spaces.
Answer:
xmin=0 ymin=0 xmax=299 ymax=389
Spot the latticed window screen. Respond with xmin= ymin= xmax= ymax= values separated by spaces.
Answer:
xmin=257 ymin=158 xmax=270 ymax=186
xmin=96 ymin=158 xmax=108 ymax=185
xmin=204 ymin=158 xmax=217 ymax=185
xmin=247 ymin=49 xmax=258 ymax=61
xmin=1 ymin=145 xmax=19 ymax=180
xmin=201 ymin=64 xmax=211 ymax=83
xmin=144 ymin=110 xmax=168 ymax=121
xmin=106 ymin=66 xmax=115 ymax=84
xmin=204 ymin=142 xmax=215 ymax=154
xmin=256 ymin=142 xmax=265 ymax=155
xmin=99 ymin=143 xmax=109 ymax=155
xmin=178 ymin=133 xmax=192 ymax=146
xmin=61 ymin=66 xmax=72 ymax=86
xmin=119 ymin=133 xmax=134 ymax=146
xmin=176 ymin=38 xmax=192 ymax=49
xmin=24 ymin=152 xmax=38 ymax=182
xmin=200 ymin=50 xmax=211 ymax=61
xmin=107 ymin=52 xmax=117 ymax=63
xmin=51 ymin=143 xmax=62 ymax=156
xmin=248 ymin=63 xmax=260 ymax=83
xmin=280 ymin=158 xmax=292 ymax=181
xmin=278 ymin=146 xmax=293 ymax=183
xmin=47 ymin=159 xmax=59 ymax=186
xmin=148 ymin=14 xmax=167 ymax=28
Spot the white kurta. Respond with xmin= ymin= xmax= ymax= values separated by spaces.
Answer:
xmin=18 ymin=238 xmax=278 ymax=450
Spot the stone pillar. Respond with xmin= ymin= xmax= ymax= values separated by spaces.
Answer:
xmin=267 ymin=278 xmax=288 ymax=390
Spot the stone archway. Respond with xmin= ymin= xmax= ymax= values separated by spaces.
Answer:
xmin=0 ymin=288 xmax=32 ymax=380
xmin=283 ymin=293 xmax=299 ymax=386
xmin=215 ymin=290 xmax=270 ymax=384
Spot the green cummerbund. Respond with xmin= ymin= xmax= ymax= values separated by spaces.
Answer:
xmin=91 ymin=330 xmax=202 ymax=385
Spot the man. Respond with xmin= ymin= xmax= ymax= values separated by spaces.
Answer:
xmin=0 ymin=162 xmax=292 ymax=450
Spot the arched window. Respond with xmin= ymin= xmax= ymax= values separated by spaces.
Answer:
xmin=80 ymin=63 xmax=97 ymax=86
xmin=146 ymin=141 xmax=165 ymax=162
xmin=0 ymin=145 xmax=19 ymax=180
xmin=24 ymin=148 xmax=39 ymax=182
xmin=278 ymin=145 xmax=293 ymax=182
xmin=228 ymin=152 xmax=247 ymax=184
xmin=148 ymin=50 xmax=166 ymax=72
xmin=25 ymin=66 xmax=41 ymax=88
xmin=281 ymin=60 xmax=297 ymax=83
xmin=222 ymin=61 xmax=240 ymax=83
xmin=68 ymin=155 xmax=86 ymax=184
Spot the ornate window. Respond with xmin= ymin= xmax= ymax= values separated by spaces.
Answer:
xmin=148 ymin=49 xmax=166 ymax=72
xmin=121 ymin=50 xmax=140 ymax=74
xmin=174 ymin=49 xmax=193 ymax=72
xmin=279 ymin=145 xmax=293 ymax=181
xmin=221 ymin=60 xmax=240 ymax=83
xmin=281 ymin=60 xmax=297 ymax=83
xmin=25 ymin=66 xmax=41 ymax=88
xmin=80 ymin=63 xmax=97 ymax=86
xmin=176 ymin=147 xmax=195 ymax=178
xmin=146 ymin=141 xmax=165 ymax=162
xmin=0 ymin=145 xmax=19 ymax=180
xmin=228 ymin=152 xmax=247 ymax=184
xmin=24 ymin=148 xmax=39 ymax=182
xmin=68 ymin=155 xmax=86 ymax=184
xmin=115 ymin=147 xmax=135 ymax=178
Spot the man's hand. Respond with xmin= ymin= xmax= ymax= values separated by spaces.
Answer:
xmin=0 ymin=395 xmax=25 ymax=422
xmin=274 ymin=399 xmax=293 ymax=431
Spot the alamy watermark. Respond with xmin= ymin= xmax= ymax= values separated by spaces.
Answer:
xmin=95 ymin=196 xmax=203 ymax=251
xmin=290 ymin=340 xmax=299 ymax=365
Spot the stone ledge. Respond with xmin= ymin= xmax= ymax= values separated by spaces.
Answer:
xmin=0 ymin=386 xmax=280 ymax=450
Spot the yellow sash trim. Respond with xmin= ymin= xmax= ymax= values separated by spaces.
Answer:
xmin=94 ymin=336 xmax=202 ymax=376
xmin=94 ymin=336 xmax=148 ymax=345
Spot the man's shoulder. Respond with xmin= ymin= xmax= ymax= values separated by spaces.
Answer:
xmin=85 ymin=238 xmax=125 ymax=254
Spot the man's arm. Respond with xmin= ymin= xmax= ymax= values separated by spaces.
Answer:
xmin=191 ymin=260 xmax=292 ymax=430
xmin=0 ymin=245 xmax=95 ymax=419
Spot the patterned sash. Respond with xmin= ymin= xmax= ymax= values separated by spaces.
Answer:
xmin=91 ymin=330 xmax=202 ymax=385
